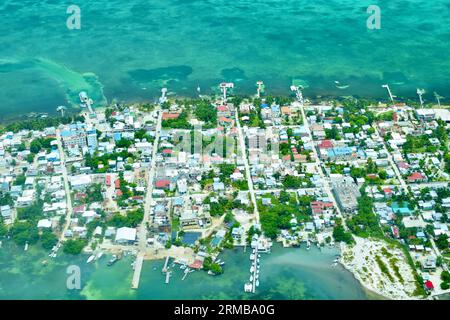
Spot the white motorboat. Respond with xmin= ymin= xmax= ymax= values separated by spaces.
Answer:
xmin=87 ymin=255 xmax=96 ymax=264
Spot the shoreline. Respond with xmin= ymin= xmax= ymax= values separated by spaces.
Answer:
xmin=339 ymin=258 xmax=391 ymax=300
xmin=339 ymin=237 xmax=421 ymax=300
xmin=1 ymin=93 xmax=448 ymax=126
xmin=97 ymin=238 xmax=385 ymax=300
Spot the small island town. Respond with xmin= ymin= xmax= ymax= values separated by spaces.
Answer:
xmin=1 ymin=1 xmax=450 ymax=313
xmin=0 ymin=81 xmax=449 ymax=301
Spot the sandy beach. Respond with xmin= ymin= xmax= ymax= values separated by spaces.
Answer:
xmin=340 ymin=236 xmax=419 ymax=300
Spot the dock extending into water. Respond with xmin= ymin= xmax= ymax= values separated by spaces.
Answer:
xmin=131 ymin=254 xmax=144 ymax=289
xmin=251 ymin=248 xmax=258 ymax=294
xmin=162 ymin=256 xmax=170 ymax=273
xmin=181 ymin=268 xmax=190 ymax=281
xmin=245 ymin=246 xmax=261 ymax=294
xmin=165 ymin=271 xmax=172 ymax=284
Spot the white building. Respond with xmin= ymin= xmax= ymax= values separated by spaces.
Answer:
xmin=115 ymin=227 xmax=137 ymax=244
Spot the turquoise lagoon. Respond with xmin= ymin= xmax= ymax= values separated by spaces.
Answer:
xmin=1 ymin=0 xmax=450 ymax=119
xmin=0 ymin=241 xmax=371 ymax=300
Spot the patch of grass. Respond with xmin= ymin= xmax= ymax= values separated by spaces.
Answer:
xmin=384 ymin=237 xmax=426 ymax=297
xmin=389 ymin=258 xmax=404 ymax=284
xmin=381 ymin=247 xmax=393 ymax=258
xmin=375 ymin=255 xmax=394 ymax=282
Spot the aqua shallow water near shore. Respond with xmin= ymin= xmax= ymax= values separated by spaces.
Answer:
xmin=1 ymin=0 xmax=450 ymax=119
xmin=0 ymin=241 xmax=369 ymax=300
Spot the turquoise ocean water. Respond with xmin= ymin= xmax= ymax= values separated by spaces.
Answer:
xmin=0 ymin=241 xmax=372 ymax=300
xmin=1 ymin=0 xmax=450 ymax=119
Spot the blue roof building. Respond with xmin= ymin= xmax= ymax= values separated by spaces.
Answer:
xmin=327 ymin=146 xmax=354 ymax=159
xmin=271 ymin=105 xmax=280 ymax=114
xmin=173 ymin=198 xmax=183 ymax=206
xmin=391 ymin=202 xmax=412 ymax=216
xmin=113 ymin=132 xmax=122 ymax=141
xmin=60 ymin=130 xmax=74 ymax=138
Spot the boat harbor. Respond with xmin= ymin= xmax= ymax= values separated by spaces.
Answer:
xmin=244 ymin=246 xmax=262 ymax=293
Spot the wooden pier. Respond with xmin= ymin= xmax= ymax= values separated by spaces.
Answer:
xmin=181 ymin=268 xmax=190 ymax=281
xmin=131 ymin=254 xmax=144 ymax=289
xmin=165 ymin=271 xmax=172 ymax=284
xmin=162 ymin=256 xmax=170 ymax=273
xmin=251 ymin=248 xmax=258 ymax=293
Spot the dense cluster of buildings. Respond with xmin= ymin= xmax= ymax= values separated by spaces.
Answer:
xmin=0 ymin=92 xmax=449 ymax=295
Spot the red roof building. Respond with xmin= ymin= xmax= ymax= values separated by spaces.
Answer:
xmin=424 ymin=280 xmax=434 ymax=290
xmin=407 ymin=172 xmax=426 ymax=182
xmin=115 ymin=179 xmax=121 ymax=189
xmin=162 ymin=112 xmax=180 ymax=120
xmin=383 ymin=187 xmax=393 ymax=198
xmin=116 ymin=189 xmax=123 ymax=197
xmin=391 ymin=226 xmax=400 ymax=239
xmin=105 ymin=175 xmax=111 ymax=187
xmin=132 ymin=196 xmax=144 ymax=202
xmin=293 ymin=154 xmax=307 ymax=162
xmin=155 ymin=179 xmax=171 ymax=189
xmin=397 ymin=161 xmax=409 ymax=169
xmin=311 ymin=201 xmax=334 ymax=214
xmin=73 ymin=205 xmax=86 ymax=214
xmin=162 ymin=149 xmax=173 ymax=155
xmin=189 ymin=259 xmax=203 ymax=269
xmin=217 ymin=105 xmax=228 ymax=112
xmin=219 ymin=116 xmax=233 ymax=123
xmin=318 ymin=140 xmax=334 ymax=149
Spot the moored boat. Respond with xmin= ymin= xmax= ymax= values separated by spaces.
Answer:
xmin=87 ymin=255 xmax=96 ymax=264
xmin=107 ymin=255 xmax=118 ymax=266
